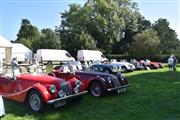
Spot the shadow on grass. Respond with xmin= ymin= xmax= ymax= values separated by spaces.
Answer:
xmin=3 ymin=96 xmax=87 ymax=120
xmin=3 ymin=68 xmax=180 ymax=120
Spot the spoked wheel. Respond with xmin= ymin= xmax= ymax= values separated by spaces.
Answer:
xmin=28 ymin=90 xmax=44 ymax=112
xmin=90 ymin=81 xmax=104 ymax=97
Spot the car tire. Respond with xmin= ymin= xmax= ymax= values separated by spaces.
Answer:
xmin=89 ymin=81 xmax=104 ymax=97
xmin=27 ymin=90 xmax=45 ymax=112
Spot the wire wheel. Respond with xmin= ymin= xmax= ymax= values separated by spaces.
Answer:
xmin=28 ymin=90 xmax=43 ymax=112
xmin=90 ymin=81 xmax=103 ymax=97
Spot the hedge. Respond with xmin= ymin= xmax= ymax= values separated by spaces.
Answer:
xmin=105 ymin=54 xmax=180 ymax=63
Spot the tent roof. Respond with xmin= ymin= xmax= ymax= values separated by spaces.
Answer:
xmin=12 ymin=43 xmax=32 ymax=52
xmin=0 ymin=35 xmax=12 ymax=48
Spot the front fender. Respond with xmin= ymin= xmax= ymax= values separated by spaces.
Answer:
xmin=30 ymin=83 xmax=53 ymax=102
xmin=89 ymin=76 xmax=107 ymax=90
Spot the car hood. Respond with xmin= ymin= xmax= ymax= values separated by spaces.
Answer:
xmin=76 ymin=71 xmax=115 ymax=79
xmin=17 ymin=74 xmax=65 ymax=84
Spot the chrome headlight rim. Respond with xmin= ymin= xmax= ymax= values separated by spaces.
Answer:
xmin=58 ymin=90 xmax=66 ymax=98
xmin=107 ymin=77 xmax=112 ymax=83
xmin=118 ymin=74 xmax=125 ymax=81
xmin=74 ymin=80 xmax=82 ymax=93
xmin=74 ymin=86 xmax=79 ymax=94
xmin=75 ymin=80 xmax=82 ymax=87
xmin=49 ymin=85 xmax=56 ymax=94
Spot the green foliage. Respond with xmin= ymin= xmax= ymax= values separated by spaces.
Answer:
xmin=14 ymin=3 xmax=180 ymax=59
xmin=153 ymin=18 xmax=180 ymax=54
xmin=15 ymin=19 xmax=61 ymax=52
xmin=129 ymin=30 xmax=161 ymax=58
xmin=32 ymin=28 xmax=61 ymax=52
xmin=16 ymin=19 xmax=41 ymax=51
xmin=57 ymin=0 xmax=139 ymax=54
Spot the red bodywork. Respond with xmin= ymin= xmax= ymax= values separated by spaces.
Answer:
xmin=140 ymin=60 xmax=162 ymax=69
xmin=0 ymin=73 xmax=85 ymax=103
xmin=50 ymin=69 xmax=129 ymax=93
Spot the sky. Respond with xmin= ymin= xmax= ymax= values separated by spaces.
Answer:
xmin=0 ymin=0 xmax=179 ymax=41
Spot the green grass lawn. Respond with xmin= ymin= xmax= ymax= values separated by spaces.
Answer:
xmin=2 ymin=65 xmax=180 ymax=120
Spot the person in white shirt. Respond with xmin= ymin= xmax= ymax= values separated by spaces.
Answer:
xmin=167 ymin=56 xmax=174 ymax=71
xmin=11 ymin=57 xmax=20 ymax=79
xmin=0 ymin=95 xmax=5 ymax=118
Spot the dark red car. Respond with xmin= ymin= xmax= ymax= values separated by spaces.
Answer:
xmin=0 ymin=65 xmax=87 ymax=112
xmin=49 ymin=65 xmax=129 ymax=97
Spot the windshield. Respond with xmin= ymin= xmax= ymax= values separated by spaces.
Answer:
xmin=66 ymin=53 xmax=72 ymax=58
xmin=2 ymin=64 xmax=45 ymax=77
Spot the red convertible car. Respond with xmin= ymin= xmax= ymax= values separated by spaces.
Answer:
xmin=140 ymin=59 xmax=163 ymax=69
xmin=49 ymin=64 xmax=129 ymax=97
xmin=0 ymin=65 xmax=87 ymax=112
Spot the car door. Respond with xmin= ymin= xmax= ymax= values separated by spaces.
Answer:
xmin=0 ymin=76 xmax=16 ymax=93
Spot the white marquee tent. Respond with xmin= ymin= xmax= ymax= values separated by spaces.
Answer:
xmin=0 ymin=35 xmax=12 ymax=65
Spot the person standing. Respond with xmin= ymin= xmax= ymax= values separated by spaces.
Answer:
xmin=167 ymin=56 xmax=174 ymax=71
xmin=172 ymin=55 xmax=177 ymax=71
xmin=11 ymin=57 xmax=20 ymax=80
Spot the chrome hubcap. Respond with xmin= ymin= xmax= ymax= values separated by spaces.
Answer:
xmin=30 ymin=94 xmax=41 ymax=111
xmin=91 ymin=83 xmax=101 ymax=97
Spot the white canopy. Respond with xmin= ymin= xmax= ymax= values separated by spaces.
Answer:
xmin=0 ymin=35 xmax=12 ymax=48
xmin=0 ymin=35 xmax=12 ymax=65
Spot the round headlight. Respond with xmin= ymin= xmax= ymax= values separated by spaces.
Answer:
xmin=120 ymin=74 xmax=125 ymax=81
xmin=58 ymin=90 xmax=66 ymax=98
xmin=75 ymin=80 xmax=82 ymax=87
xmin=107 ymin=77 xmax=112 ymax=83
xmin=74 ymin=86 xmax=79 ymax=94
xmin=49 ymin=85 xmax=56 ymax=94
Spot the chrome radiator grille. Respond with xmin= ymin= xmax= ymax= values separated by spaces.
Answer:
xmin=60 ymin=82 xmax=72 ymax=95
xmin=111 ymin=76 xmax=120 ymax=87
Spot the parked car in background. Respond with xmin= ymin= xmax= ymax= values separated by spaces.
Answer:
xmin=90 ymin=64 xmax=121 ymax=74
xmin=35 ymin=49 xmax=75 ymax=64
xmin=130 ymin=59 xmax=146 ymax=70
xmin=77 ymin=50 xmax=108 ymax=62
xmin=110 ymin=59 xmax=135 ymax=72
xmin=0 ymin=65 xmax=86 ymax=112
xmin=49 ymin=64 xmax=129 ymax=97
xmin=139 ymin=60 xmax=151 ymax=69
xmin=140 ymin=59 xmax=160 ymax=69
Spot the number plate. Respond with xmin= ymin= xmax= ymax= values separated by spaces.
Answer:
xmin=54 ymin=100 xmax=66 ymax=108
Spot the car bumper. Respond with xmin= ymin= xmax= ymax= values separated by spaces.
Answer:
xmin=47 ymin=91 xmax=87 ymax=105
xmin=107 ymin=84 xmax=129 ymax=92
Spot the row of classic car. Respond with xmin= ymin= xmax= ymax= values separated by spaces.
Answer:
xmin=0 ymin=60 xmax=129 ymax=112
xmin=82 ymin=58 xmax=163 ymax=73
xmin=0 ymin=58 xmax=163 ymax=113
xmin=111 ymin=59 xmax=164 ymax=71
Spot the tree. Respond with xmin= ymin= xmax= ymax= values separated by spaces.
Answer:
xmin=56 ymin=0 xmax=140 ymax=54
xmin=153 ymin=18 xmax=179 ymax=54
xmin=129 ymin=30 xmax=161 ymax=59
xmin=15 ymin=19 xmax=41 ymax=51
xmin=113 ymin=14 xmax=152 ymax=54
xmin=32 ymin=28 xmax=61 ymax=52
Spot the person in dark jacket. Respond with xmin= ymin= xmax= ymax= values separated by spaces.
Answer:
xmin=172 ymin=55 xmax=178 ymax=71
